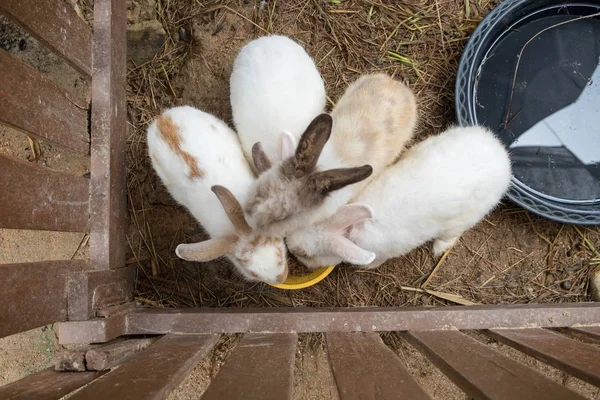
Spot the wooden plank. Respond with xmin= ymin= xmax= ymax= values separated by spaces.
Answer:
xmin=565 ymin=326 xmax=600 ymax=343
xmin=0 ymin=51 xmax=89 ymax=154
xmin=124 ymin=303 xmax=600 ymax=335
xmin=86 ymin=337 xmax=157 ymax=370
xmin=0 ymin=367 xmax=104 ymax=400
xmin=69 ymin=335 xmax=218 ymax=400
xmin=0 ymin=260 xmax=91 ymax=339
xmin=68 ymin=267 xmax=136 ymax=321
xmin=59 ymin=314 xmax=127 ymax=345
xmin=55 ymin=346 xmax=91 ymax=372
xmin=487 ymin=328 xmax=600 ymax=386
xmin=326 ymin=333 xmax=430 ymax=400
xmin=404 ymin=330 xmax=586 ymax=400
xmin=0 ymin=154 xmax=90 ymax=232
xmin=202 ymin=333 xmax=297 ymax=400
xmin=0 ymin=0 xmax=92 ymax=76
xmin=89 ymin=0 xmax=128 ymax=270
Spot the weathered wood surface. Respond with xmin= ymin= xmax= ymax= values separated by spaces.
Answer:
xmin=202 ymin=333 xmax=297 ymax=400
xmin=68 ymin=335 xmax=218 ymax=400
xmin=0 ymin=51 xmax=89 ymax=154
xmin=0 ymin=154 xmax=90 ymax=232
xmin=326 ymin=332 xmax=430 ymax=400
xmin=0 ymin=0 xmax=92 ymax=76
xmin=0 ymin=260 xmax=91 ymax=339
xmin=404 ymin=330 xmax=586 ymax=400
xmin=89 ymin=0 xmax=128 ymax=270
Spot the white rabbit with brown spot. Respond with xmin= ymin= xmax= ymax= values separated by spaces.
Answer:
xmin=285 ymin=126 xmax=512 ymax=269
xmin=147 ymin=106 xmax=288 ymax=284
xmin=245 ymin=73 xmax=418 ymax=237
xmin=230 ymin=35 xmax=326 ymax=170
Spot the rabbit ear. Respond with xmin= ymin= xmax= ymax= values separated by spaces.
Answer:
xmin=293 ymin=114 xmax=333 ymax=176
xmin=211 ymin=185 xmax=252 ymax=235
xmin=252 ymin=142 xmax=272 ymax=174
xmin=323 ymin=204 xmax=374 ymax=233
xmin=176 ymin=235 xmax=238 ymax=261
xmin=327 ymin=236 xmax=376 ymax=265
xmin=308 ymin=165 xmax=373 ymax=195
xmin=280 ymin=130 xmax=297 ymax=159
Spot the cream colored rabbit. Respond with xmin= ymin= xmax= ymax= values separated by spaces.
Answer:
xmin=245 ymin=73 xmax=418 ymax=237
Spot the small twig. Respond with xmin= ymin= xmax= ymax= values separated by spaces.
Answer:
xmin=574 ymin=226 xmax=600 ymax=258
xmin=422 ymin=247 xmax=452 ymax=289
xmin=400 ymin=286 xmax=476 ymax=306
xmin=69 ymin=234 xmax=88 ymax=259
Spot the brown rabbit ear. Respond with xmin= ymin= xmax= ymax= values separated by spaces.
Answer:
xmin=292 ymin=114 xmax=333 ymax=176
xmin=252 ymin=142 xmax=272 ymax=175
xmin=211 ymin=185 xmax=252 ymax=235
xmin=309 ymin=165 xmax=373 ymax=195
xmin=175 ymin=235 xmax=238 ymax=261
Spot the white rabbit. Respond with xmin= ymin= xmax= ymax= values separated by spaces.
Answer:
xmin=230 ymin=35 xmax=326 ymax=169
xmin=146 ymin=106 xmax=288 ymax=283
xmin=285 ymin=126 xmax=512 ymax=269
xmin=245 ymin=73 xmax=418 ymax=236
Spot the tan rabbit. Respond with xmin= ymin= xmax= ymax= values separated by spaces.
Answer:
xmin=245 ymin=73 xmax=418 ymax=236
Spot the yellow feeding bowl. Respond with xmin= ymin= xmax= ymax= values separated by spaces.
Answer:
xmin=268 ymin=265 xmax=336 ymax=290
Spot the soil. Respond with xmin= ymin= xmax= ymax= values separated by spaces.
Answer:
xmin=126 ymin=0 xmax=599 ymax=310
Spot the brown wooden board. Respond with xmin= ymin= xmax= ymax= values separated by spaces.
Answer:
xmin=0 ymin=367 xmax=104 ymax=400
xmin=89 ymin=0 xmax=128 ymax=270
xmin=59 ymin=314 xmax=127 ymax=345
xmin=0 ymin=154 xmax=90 ymax=232
xmin=0 ymin=51 xmax=89 ymax=154
xmin=124 ymin=303 xmax=600 ymax=335
xmin=326 ymin=333 xmax=430 ymax=400
xmin=566 ymin=326 xmax=600 ymax=343
xmin=68 ymin=267 xmax=136 ymax=321
xmin=0 ymin=260 xmax=91 ymax=339
xmin=487 ymin=328 xmax=600 ymax=386
xmin=86 ymin=337 xmax=156 ymax=370
xmin=54 ymin=347 xmax=90 ymax=372
xmin=202 ymin=333 xmax=297 ymax=400
xmin=0 ymin=0 xmax=92 ymax=76
xmin=69 ymin=334 xmax=218 ymax=400
xmin=404 ymin=330 xmax=586 ymax=400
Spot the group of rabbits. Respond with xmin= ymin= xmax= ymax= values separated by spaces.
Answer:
xmin=147 ymin=35 xmax=512 ymax=285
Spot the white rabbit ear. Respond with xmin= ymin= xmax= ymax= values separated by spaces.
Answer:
xmin=176 ymin=235 xmax=238 ymax=262
xmin=280 ymin=130 xmax=297 ymax=159
xmin=323 ymin=203 xmax=374 ymax=233
xmin=327 ymin=236 xmax=375 ymax=265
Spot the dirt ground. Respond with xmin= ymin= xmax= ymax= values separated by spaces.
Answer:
xmin=124 ymin=0 xmax=599 ymax=310
xmin=1 ymin=1 xmax=600 ymax=399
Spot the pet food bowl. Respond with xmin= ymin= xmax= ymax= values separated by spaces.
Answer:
xmin=267 ymin=265 xmax=336 ymax=290
xmin=456 ymin=0 xmax=600 ymax=225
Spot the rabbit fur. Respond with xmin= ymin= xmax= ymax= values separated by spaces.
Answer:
xmin=245 ymin=73 xmax=418 ymax=237
xmin=230 ymin=35 xmax=326 ymax=168
xmin=285 ymin=125 xmax=512 ymax=269
xmin=147 ymin=106 xmax=288 ymax=283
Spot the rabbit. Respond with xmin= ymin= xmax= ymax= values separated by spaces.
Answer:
xmin=146 ymin=106 xmax=288 ymax=284
xmin=230 ymin=35 xmax=326 ymax=169
xmin=245 ymin=73 xmax=418 ymax=237
xmin=285 ymin=125 xmax=512 ymax=269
